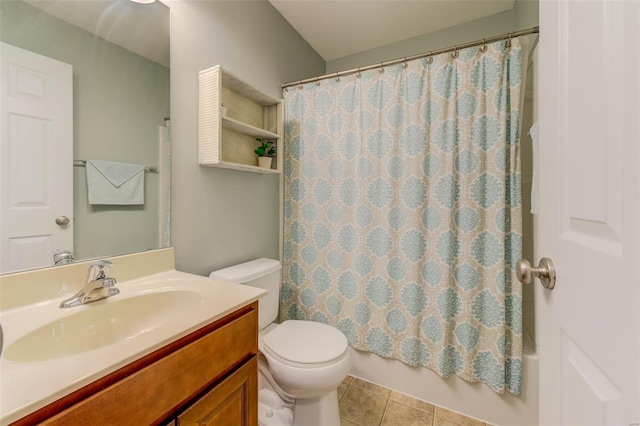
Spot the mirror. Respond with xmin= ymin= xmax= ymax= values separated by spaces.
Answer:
xmin=0 ymin=0 xmax=170 ymax=274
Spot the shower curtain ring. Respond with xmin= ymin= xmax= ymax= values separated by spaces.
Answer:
xmin=356 ymin=67 xmax=361 ymax=78
xmin=506 ymin=32 xmax=513 ymax=48
xmin=298 ymin=80 xmax=303 ymax=89
xmin=451 ymin=46 xmax=459 ymax=59
xmin=379 ymin=62 xmax=385 ymax=73
xmin=402 ymin=57 xmax=408 ymax=69
xmin=480 ymin=39 xmax=488 ymax=53
xmin=335 ymin=72 xmax=340 ymax=82
xmin=316 ymin=76 xmax=320 ymax=86
xmin=426 ymin=53 xmax=433 ymax=64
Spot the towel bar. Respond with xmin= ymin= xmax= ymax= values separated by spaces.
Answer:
xmin=73 ymin=160 xmax=157 ymax=173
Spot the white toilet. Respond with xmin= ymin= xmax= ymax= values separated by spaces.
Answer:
xmin=210 ymin=258 xmax=351 ymax=426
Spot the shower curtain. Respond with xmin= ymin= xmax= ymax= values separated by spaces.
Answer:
xmin=282 ymin=39 xmax=524 ymax=394
xmin=160 ymin=120 xmax=171 ymax=248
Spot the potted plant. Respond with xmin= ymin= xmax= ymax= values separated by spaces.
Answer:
xmin=254 ymin=138 xmax=275 ymax=169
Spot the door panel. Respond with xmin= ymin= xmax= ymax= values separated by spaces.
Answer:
xmin=538 ymin=0 xmax=639 ymax=424
xmin=9 ymin=114 xmax=50 ymax=207
xmin=563 ymin=334 xmax=622 ymax=426
xmin=0 ymin=42 xmax=73 ymax=273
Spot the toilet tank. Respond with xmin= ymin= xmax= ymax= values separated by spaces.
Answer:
xmin=209 ymin=258 xmax=281 ymax=330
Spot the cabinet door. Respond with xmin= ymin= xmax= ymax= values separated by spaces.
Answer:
xmin=178 ymin=356 xmax=257 ymax=426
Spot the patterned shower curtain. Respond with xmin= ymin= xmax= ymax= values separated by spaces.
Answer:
xmin=282 ymin=39 xmax=524 ymax=395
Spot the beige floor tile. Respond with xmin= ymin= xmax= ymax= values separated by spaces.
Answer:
xmin=433 ymin=416 xmax=462 ymax=426
xmin=350 ymin=377 xmax=392 ymax=397
xmin=338 ymin=376 xmax=486 ymax=426
xmin=434 ymin=407 xmax=485 ymax=426
xmin=381 ymin=400 xmax=433 ymax=426
xmin=338 ymin=382 xmax=349 ymax=402
xmin=389 ymin=390 xmax=435 ymax=414
xmin=339 ymin=385 xmax=388 ymax=426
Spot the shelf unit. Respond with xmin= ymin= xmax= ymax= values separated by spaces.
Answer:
xmin=198 ymin=65 xmax=283 ymax=174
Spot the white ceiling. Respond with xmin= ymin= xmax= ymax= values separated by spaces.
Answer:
xmin=23 ymin=0 xmax=170 ymax=67
xmin=22 ymin=0 xmax=514 ymax=68
xmin=268 ymin=0 xmax=516 ymax=61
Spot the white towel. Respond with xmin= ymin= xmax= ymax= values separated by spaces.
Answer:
xmin=86 ymin=160 xmax=145 ymax=205
xmin=529 ymin=122 xmax=539 ymax=214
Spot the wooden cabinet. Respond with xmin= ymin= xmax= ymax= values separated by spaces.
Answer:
xmin=14 ymin=302 xmax=259 ymax=426
xmin=198 ymin=65 xmax=283 ymax=174
xmin=178 ymin=357 xmax=257 ymax=426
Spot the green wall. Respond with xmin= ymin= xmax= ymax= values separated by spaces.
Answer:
xmin=166 ymin=0 xmax=325 ymax=275
xmin=326 ymin=0 xmax=539 ymax=73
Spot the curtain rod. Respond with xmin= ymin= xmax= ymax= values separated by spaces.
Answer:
xmin=282 ymin=26 xmax=539 ymax=89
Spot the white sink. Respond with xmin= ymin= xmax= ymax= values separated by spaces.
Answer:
xmin=3 ymin=290 xmax=202 ymax=362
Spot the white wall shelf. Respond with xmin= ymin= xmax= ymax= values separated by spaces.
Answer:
xmin=211 ymin=161 xmax=281 ymax=175
xmin=198 ymin=65 xmax=283 ymax=173
xmin=222 ymin=116 xmax=279 ymax=140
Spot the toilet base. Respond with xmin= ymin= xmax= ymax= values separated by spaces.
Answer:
xmin=293 ymin=390 xmax=340 ymax=426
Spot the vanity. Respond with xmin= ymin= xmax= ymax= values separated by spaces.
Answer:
xmin=0 ymin=249 xmax=265 ymax=425
xmin=1 ymin=2 xmax=266 ymax=424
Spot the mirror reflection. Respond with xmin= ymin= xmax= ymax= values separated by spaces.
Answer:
xmin=0 ymin=0 xmax=170 ymax=274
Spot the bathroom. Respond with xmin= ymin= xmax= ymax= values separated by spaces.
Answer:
xmin=1 ymin=0 xmax=638 ymax=425
xmin=172 ymin=1 xmax=539 ymax=424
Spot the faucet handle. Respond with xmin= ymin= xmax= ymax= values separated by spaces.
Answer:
xmin=87 ymin=260 xmax=114 ymax=282
xmin=90 ymin=260 xmax=113 ymax=269
xmin=103 ymin=277 xmax=117 ymax=287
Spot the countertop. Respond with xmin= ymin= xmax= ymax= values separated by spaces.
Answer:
xmin=0 ymin=269 xmax=265 ymax=425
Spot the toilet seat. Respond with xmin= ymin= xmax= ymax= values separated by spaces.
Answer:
xmin=262 ymin=320 xmax=349 ymax=368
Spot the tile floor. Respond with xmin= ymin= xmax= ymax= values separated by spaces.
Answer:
xmin=338 ymin=375 xmax=490 ymax=426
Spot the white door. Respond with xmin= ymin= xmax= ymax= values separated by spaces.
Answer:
xmin=0 ymin=43 xmax=73 ymax=274
xmin=537 ymin=1 xmax=639 ymax=425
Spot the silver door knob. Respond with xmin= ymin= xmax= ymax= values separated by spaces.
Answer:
xmin=516 ymin=258 xmax=556 ymax=289
xmin=55 ymin=216 xmax=70 ymax=226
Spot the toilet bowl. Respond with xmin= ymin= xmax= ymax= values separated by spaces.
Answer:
xmin=261 ymin=320 xmax=351 ymax=398
xmin=210 ymin=259 xmax=352 ymax=426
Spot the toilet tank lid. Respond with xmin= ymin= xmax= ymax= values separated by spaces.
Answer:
xmin=209 ymin=258 xmax=281 ymax=283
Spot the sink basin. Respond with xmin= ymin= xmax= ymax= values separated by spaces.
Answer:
xmin=3 ymin=290 xmax=202 ymax=363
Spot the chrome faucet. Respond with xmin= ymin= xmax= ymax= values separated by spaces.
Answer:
xmin=59 ymin=260 xmax=119 ymax=308
xmin=53 ymin=249 xmax=75 ymax=266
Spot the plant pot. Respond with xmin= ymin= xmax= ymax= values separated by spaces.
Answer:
xmin=258 ymin=157 xmax=272 ymax=169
